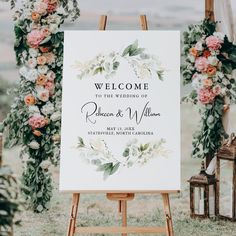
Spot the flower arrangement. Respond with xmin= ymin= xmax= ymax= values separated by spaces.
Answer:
xmin=182 ymin=19 xmax=236 ymax=159
xmin=73 ymin=40 xmax=165 ymax=80
xmin=2 ymin=0 xmax=80 ymax=212
xmin=77 ymin=137 xmax=168 ymax=180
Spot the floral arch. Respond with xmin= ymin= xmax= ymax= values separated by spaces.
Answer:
xmin=3 ymin=0 xmax=79 ymax=212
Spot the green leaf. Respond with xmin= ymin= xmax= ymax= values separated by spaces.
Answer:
xmin=122 ymin=148 xmax=130 ymax=157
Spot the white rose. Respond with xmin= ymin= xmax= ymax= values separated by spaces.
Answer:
xmin=49 ymin=24 xmax=58 ymax=33
xmin=28 ymin=141 xmax=40 ymax=149
xmin=28 ymin=105 xmax=40 ymax=114
xmin=50 ymin=111 xmax=61 ymax=122
xmin=28 ymin=58 xmax=37 ymax=68
xmin=41 ymin=102 xmax=54 ymax=115
xmin=29 ymin=48 xmax=39 ymax=58
xmin=19 ymin=66 xmax=28 ymax=77
xmin=27 ymin=69 xmax=38 ymax=82
xmin=38 ymin=65 xmax=48 ymax=74
xmin=195 ymin=41 xmax=203 ymax=51
xmin=208 ymin=56 xmax=219 ymax=66
xmin=40 ymin=160 xmax=51 ymax=170
xmin=90 ymin=139 xmax=106 ymax=152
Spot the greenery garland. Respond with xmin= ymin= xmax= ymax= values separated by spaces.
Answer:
xmin=182 ymin=19 xmax=236 ymax=159
xmin=2 ymin=0 xmax=79 ymax=212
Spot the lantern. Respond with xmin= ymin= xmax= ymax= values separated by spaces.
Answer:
xmin=216 ymin=138 xmax=236 ymax=221
xmin=188 ymin=161 xmax=217 ymax=218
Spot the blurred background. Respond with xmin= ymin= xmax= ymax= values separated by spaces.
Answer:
xmin=1 ymin=1 xmax=236 ymax=235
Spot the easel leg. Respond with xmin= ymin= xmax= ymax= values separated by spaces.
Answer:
xmin=67 ymin=193 xmax=80 ymax=236
xmin=162 ymin=193 xmax=174 ymax=236
xmin=121 ymin=200 xmax=127 ymax=236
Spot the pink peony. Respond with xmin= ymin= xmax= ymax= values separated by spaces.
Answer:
xmin=45 ymin=81 xmax=55 ymax=95
xmin=27 ymin=29 xmax=45 ymax=48
xmin=206 ymin=35 xmax=223 ymax=51
xmin=198 ymin=88 xmax=215 ymax=104
xmin=28 ymin=114 xmax=47 ymax=129
xmin=195 ymin=57 xmax=209 ymax=72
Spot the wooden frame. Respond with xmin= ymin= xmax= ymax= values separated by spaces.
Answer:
xmin=189 ymin=182 xmax=217 ymax=219
xmin=215 ymin=154 xmax=236 ymax=221
xmin=67 ymin=15 xmax=177 ymax=236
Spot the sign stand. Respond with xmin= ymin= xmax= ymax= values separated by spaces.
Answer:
xmin=67 ymin=15 xmax=176 ymax=236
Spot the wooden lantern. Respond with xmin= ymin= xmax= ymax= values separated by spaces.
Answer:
xmin=188 ymin=161 xmax=217 ymax=218
xmin=216 ymin=139 xmax=236 ymax=221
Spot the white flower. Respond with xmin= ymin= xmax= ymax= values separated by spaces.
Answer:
xmin=28 ymin=141 xmax=40 ymax=149
xmin=50 ymin=111 xmax=61 ymax=122
xmin=36 ymin=86 xmax=49 ymax=102
xmin=188 ymin=55 xmax=195 ymax=63
xmin=213 ymin=32 xmax=225 ymax=41
xmin=28 ymin=69 xmax=38 ymax=82
xmin=34 ymin=1 xmax=48 ymax=15
xmin=90 ymin=139 xmax=106 ymax=152
xmin=38 ymin=65 xmax=48 ymax=74
xmin=222 ymin=78 xmax=229 ymax=85
xmin=49 ymin=24 xmax=58 ymax=33
xmin=28 ymin=58 xmax=37 ymax=68
xmin=191 ymin=73 xmax=207 ymax=90
xmin=19 ymin=66 xmax=28 ymax=77
xmin=40 ymin=160 xmax=51 ymax=170
xmin=41 ymin=102 xmax=54 ymax=115
xmin=195 ymin=41 xmax=203 ymax=51
xmin=28 ymin=105 xmax=40 ymax=114
xmin=208 ymin=56 xmax=219 ymax=66
xmin=29 ymin=48 xmax=39 ymax=58
xmin=216 ymin=71 xmax=224 ymax=79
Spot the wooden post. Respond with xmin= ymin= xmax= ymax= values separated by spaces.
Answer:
xmin=205 ymin=0 xmax=215 ymax=21
xmin=162 ymin=193 xmax=174 ymax=236
xmin=67 ymin=194 xmax=80 ymax=236
xmin=205 ymin=0 xmax=215 ymax=168
xmin=99 ymin=15 xmax=107 ymax=30
xmin=140 ymin=15 xmax=148 ymax=30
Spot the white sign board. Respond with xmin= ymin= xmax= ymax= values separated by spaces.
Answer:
xmin=60 ymin=31 xmax=180 ymax=192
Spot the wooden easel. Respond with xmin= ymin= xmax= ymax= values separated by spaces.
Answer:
xmin=67 ymin=15 xmax=175 ymax=236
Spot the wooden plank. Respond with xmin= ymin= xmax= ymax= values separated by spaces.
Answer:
xmin=140 ymin=15 xmax=148 ymax=30
xmin=162 ymin=193 xmax=174 ymax=236
xmin=99 ymin=15 xmax=107 ymax=30
xmin=205 ymin=0 xmax=215 ymax=21
xmin=67 ymin=194 xmax=80 ymax=236
xmin=107 ymin=193 xmax=135 ymax=201
xmin=75 ymin=226 xmax=166 ymax=234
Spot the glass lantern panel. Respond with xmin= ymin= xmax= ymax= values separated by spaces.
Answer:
xmin=219 ymin=159 xmax=233 ymax=218
xmin=194 ymin=186 xmax=205 ymax=215
xmin=209 ymin=185 xmax=215 ymax=217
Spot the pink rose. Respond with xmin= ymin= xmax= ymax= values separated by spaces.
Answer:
xmin=28 ymin=114 xmax=47 ymax=129
xmin=195 ymin=57 xmax=209 ymax=72
xmin=37 ymin=87 xmax=50 ymax=102
xmin=206 ymin=35 xmax=223 ymax=51
xmin=212 ymin=85 xmax=221 ymax=95
xmin=34 ymin=1 xmax=48 ymax=15
xmin=45 ymin=81 xmax=55 ymax=96
xmin=43 ymin=0 xmax=58 ymax=13
xmin=46 ymin=70 xmax=56 ymax=81
xmin=198 ymin=88 xmax=215 ymax=104
xmin=27 ymin=29 xmax=45 ymax=48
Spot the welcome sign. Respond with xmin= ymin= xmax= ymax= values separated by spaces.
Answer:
xmin=60 ymin=31 xmax=180 ymax=192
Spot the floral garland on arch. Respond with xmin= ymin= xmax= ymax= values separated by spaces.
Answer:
xmin=3 ymin=0 xmax=79 ymax=212
xmin=182 ymin=19 xmax=236 ymax=160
